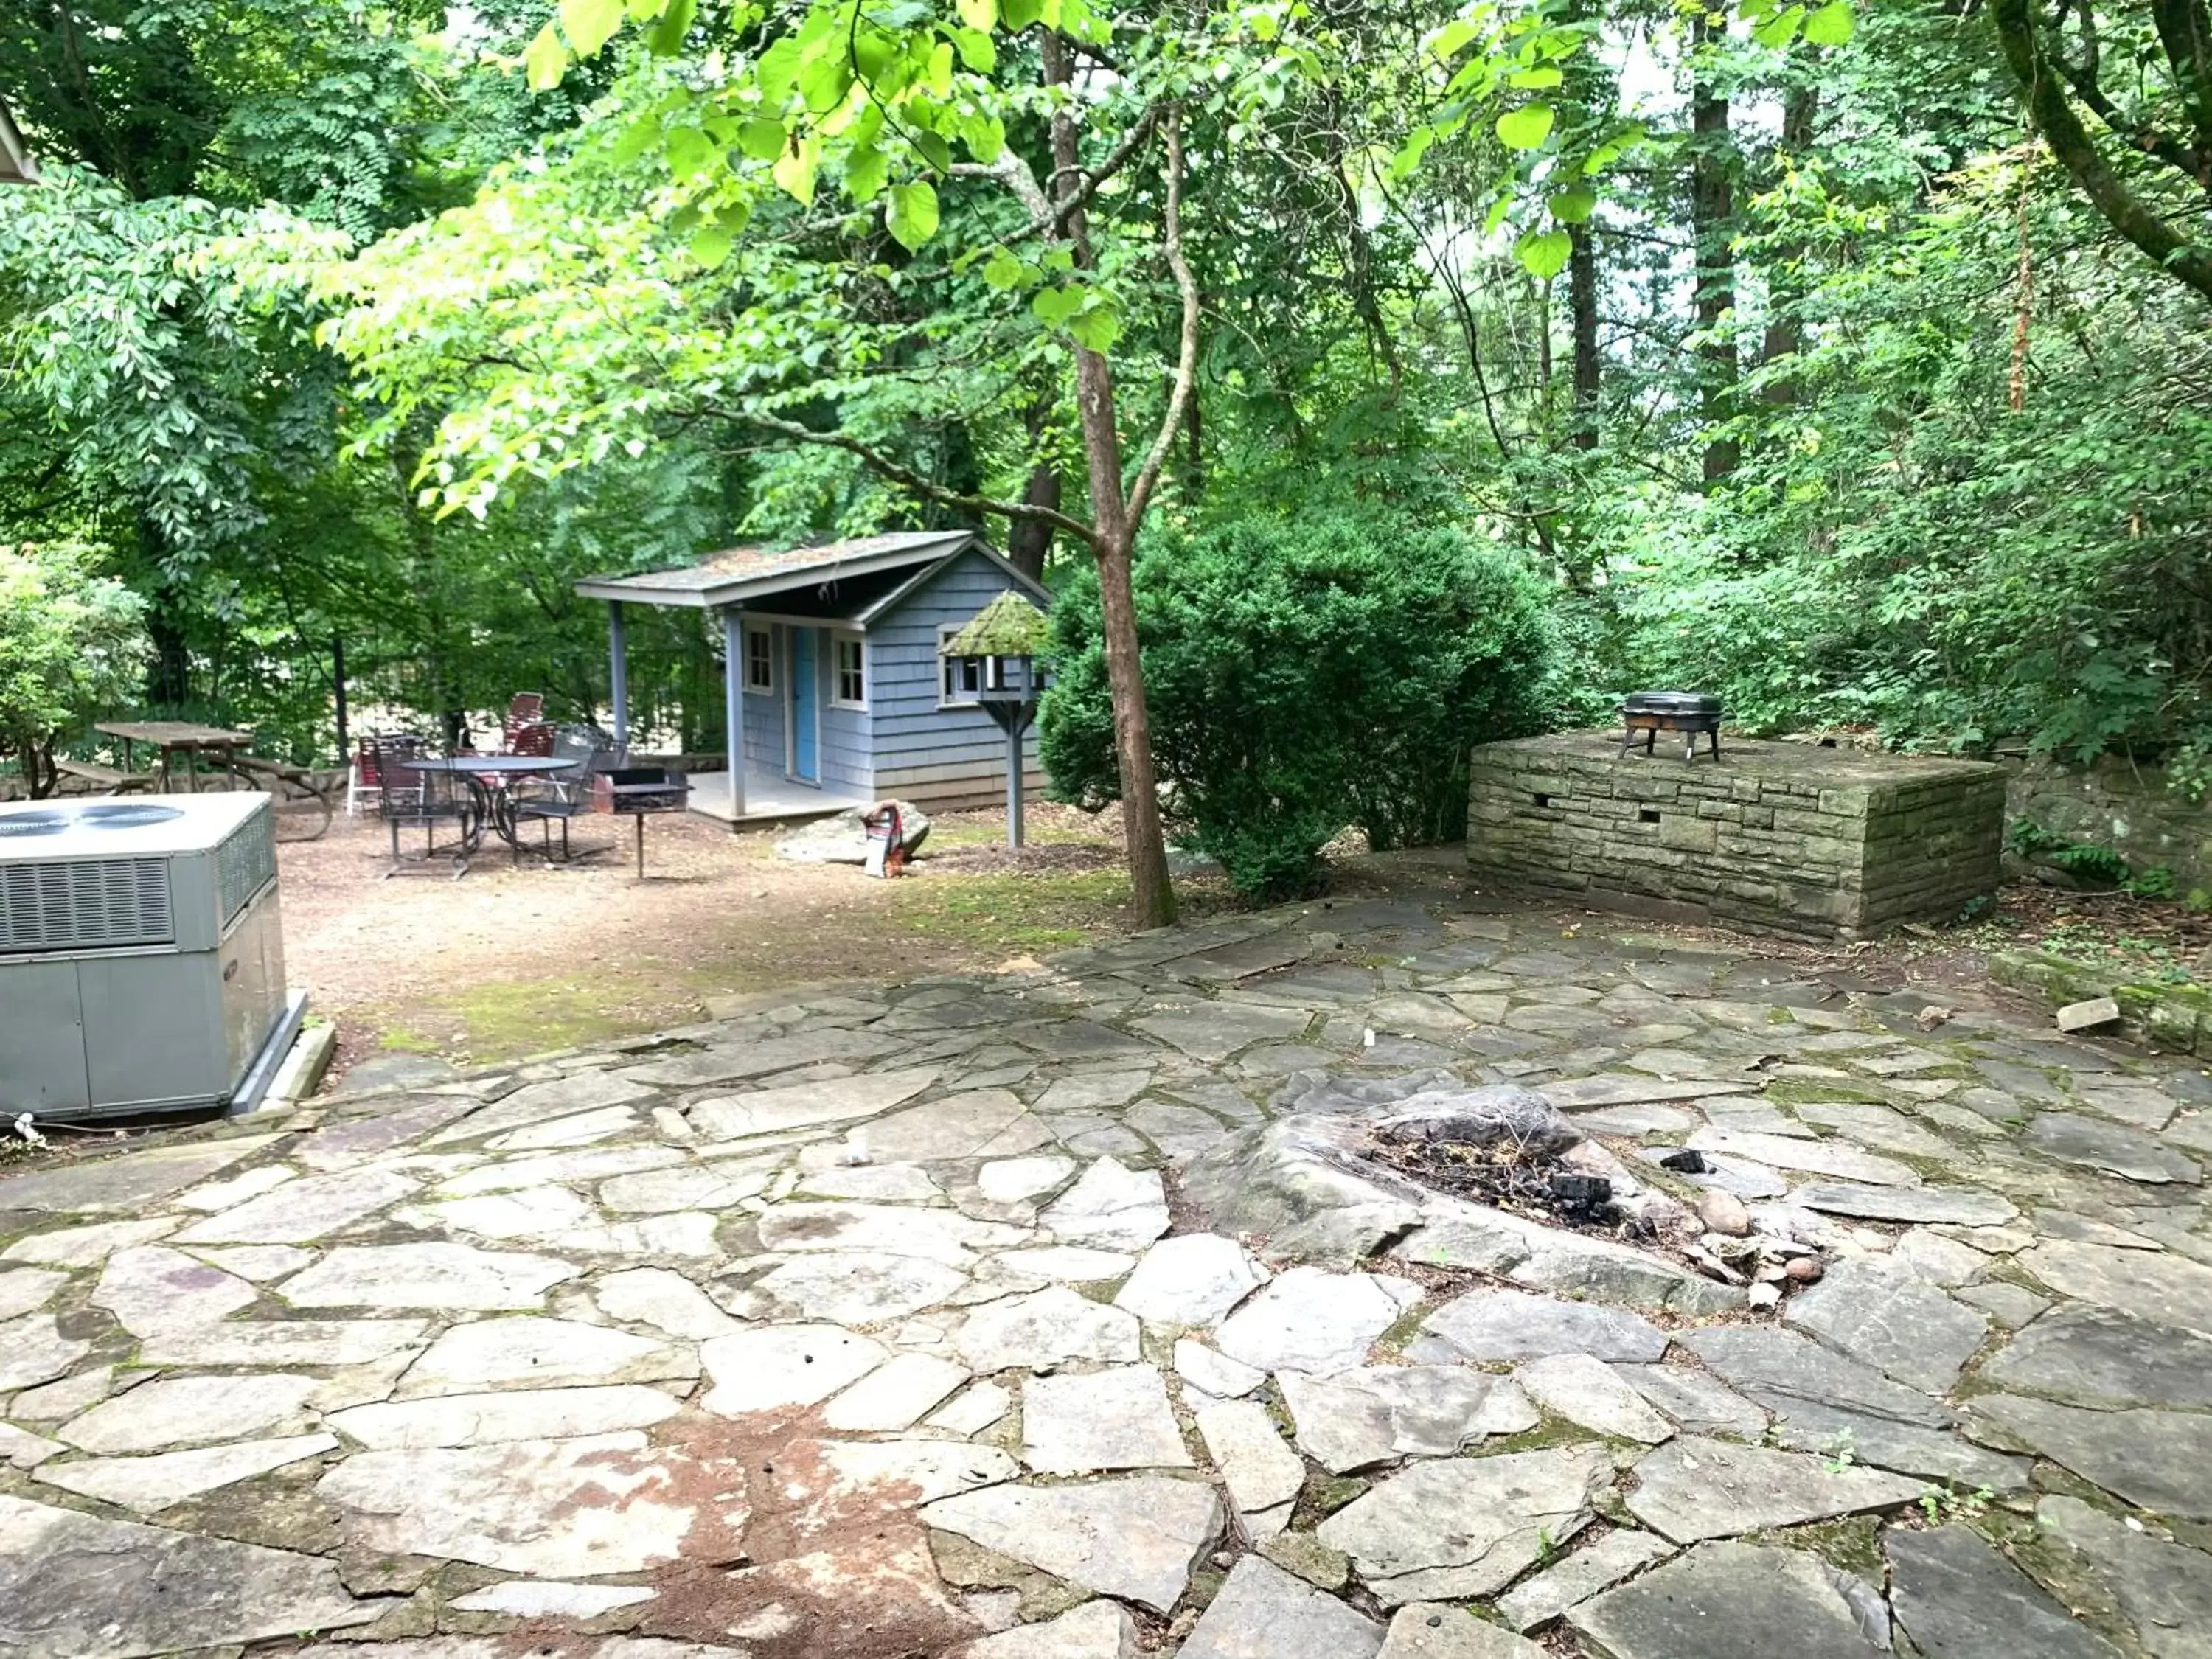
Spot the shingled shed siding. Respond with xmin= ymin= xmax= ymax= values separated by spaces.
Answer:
xmin=868 ymin=548 xmax=1044 ymax=810
xmin=1466 ymin=731 xmax=2006 ymax=940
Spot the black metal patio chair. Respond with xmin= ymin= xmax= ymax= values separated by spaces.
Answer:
xmin=512 ymin=723 xmax=619 ymax=862
xmin=376 ymin=737 xmax=473 ymax=878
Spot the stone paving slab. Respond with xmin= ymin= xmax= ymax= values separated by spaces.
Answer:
xmin=2 ymin=896 xmax=2209 ymax=1658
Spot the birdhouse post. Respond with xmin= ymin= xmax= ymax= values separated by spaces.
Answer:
xmin=941 ymin=594 xmax=1051 ymax=849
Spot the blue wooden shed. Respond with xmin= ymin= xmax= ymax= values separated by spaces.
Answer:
xmin=575 ymin=530 xmax=1051 ymax=824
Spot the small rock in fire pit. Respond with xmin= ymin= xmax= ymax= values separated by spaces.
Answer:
xmin=1697 ymin=1192 xmax=1752 ymax=1237
xmin=1658 ymin=1150 xmax=1708 ymax=1175
xmin=1784 ymin=1256 xmax=1825 ymax=1283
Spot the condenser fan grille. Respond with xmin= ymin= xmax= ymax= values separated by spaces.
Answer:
xmin=0 ymin=857 xmax=175 ymax=952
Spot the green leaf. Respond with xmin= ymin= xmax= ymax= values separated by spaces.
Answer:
xmin=926 ymin=40 xmax=956 ymax=95
xmin=1030 ymin=284 xmax=1085 ymax=324
xmin=961 ymin=111 xmax=1006 ymax=164
xmin=738 ymin=117 xmax=787 ymax=160
xmin=1003 ymin=0 xmax=1042 ymax=27
xmin=1390 ymin=125 xmax=1436 ymax=180
xmin=1430 ymin=18 xmax=1480 ymax=58
xmin=952 ymin=26 xmax=996 ymax=72
xmin=1752 ymin=4 xmax=1805 ymax=47
xmin=1548 ymin=185 xmax=1596 ymax=223
xmin=1040 ymin=246 xmax=1075 ymax=272
xmin=524 ymin=22 xmax=568 ymax=90
xmin=1484 ymin=192 xmax=1514 ymax=234
xmin=1495 ymin=103 xmax=1555 ymax=150
xmin=982 ymin=249 xmax=1027 ymax=289
xmin=664 ymin=125 xmax=716 ymax=178
xmin=797 ymin=55 xmax=853 ymax=114
xmin=1067 ymin=305 xmax=1119 ymax=352
xmin=1802 ymin=0 xmax=1855 ymax=44
xmin=646 ymin=0 xmax=696 ymax=54
xmin=690 ymin=223 xmax=734 ymax=268
xmin=886 ymin=180 xmax=940 ymax=251
xmin=914 ymin=130 xmax=953 ymax=173
xmin=1517 ymin=227 xmax=1573 ymax=279
xmin=558 ymin=0 xmax=623 ymax=57
xmin=958 ymin=0 xmax=996 ymax=25
xmin=773 ymin=133 xmax=821 ymax=203
xmin=1509 ymin=66 xmax=1563 ymax=88
xmin=757 ymin=35 xmax=802 ymax=103
xmin=846 ymin=141 xmax=888 ymax=201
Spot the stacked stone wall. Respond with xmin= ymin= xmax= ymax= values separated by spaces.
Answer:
xmin=1467 ymin=731 xmax=2006 ymax=940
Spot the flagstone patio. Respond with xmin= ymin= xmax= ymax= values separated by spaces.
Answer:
xmin=4 ymin=888 xmax=2211 ymax=1658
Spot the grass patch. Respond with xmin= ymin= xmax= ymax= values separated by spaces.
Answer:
xmin=890 ymin=868 xmax=1131 ymax=954
xmin=371 ymin=973 xmax=678 ymax=1064
xmin=1756 ymin=1514 xmax=1888 ymax=1581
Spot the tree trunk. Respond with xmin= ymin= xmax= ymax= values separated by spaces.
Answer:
xmin=1045 ymin=30 xmax=1177 ymax=928
xmin=1760 ymin=84 xmax=1818 ymax=406
xmin=1691 ymin=12 xmax=1739 ymax=482
xmin=1568 ymin=223 xmax=1601 ymax=450
xmin=1006 ymin=463 xmax=1060 ymax=580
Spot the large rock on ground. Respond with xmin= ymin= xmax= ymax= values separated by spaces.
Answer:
xmin=1316 ymin=1445 xmax=1610 ymax=1604
xmin=0 ymin=1492 xmax=378 ymax=1658
xmin=1568 ymin=1541 xmax=1888 ymax=1659
xmin=1887 ymin=1525 xmax=2121 ymax=1659
xmin=776 ymin=801 xmax=931 ymax=863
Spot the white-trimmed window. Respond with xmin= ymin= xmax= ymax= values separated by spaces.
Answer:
xmin=831 ymin=631 xmax=867 ymax=709
xmin=745 ymin=625 xmax=773 ymax=694
xmin=938 ymin=625 xmax=1004 ymax=706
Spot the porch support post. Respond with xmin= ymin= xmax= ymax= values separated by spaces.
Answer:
xmin=722 ymin=605 xmax=747 ymax=823
xmin=608 ymin=601 xmax=630 ymax=756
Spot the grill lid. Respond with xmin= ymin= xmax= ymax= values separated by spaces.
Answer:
xmin=1621 ymin=692 xmax=1722 ymax=716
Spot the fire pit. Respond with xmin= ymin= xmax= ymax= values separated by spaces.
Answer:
xmin=1181 ymin=1074 xmax=1832 ymax=1314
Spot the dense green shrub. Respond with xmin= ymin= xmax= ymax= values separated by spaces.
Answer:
xmin=0 ymin=543 xmax=149 ymax=796
xmin=1041 ymin=515 xmax=1559 ymax=900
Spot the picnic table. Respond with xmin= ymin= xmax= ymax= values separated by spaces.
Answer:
xmin=94 ymin=721 xmax=255 ymax=792
xmin=87 ymin=720 xmax=335 ymax=839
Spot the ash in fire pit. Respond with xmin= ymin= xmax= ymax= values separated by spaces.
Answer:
xmin=1366 ymin=1086 xmax=1627 ymax=1237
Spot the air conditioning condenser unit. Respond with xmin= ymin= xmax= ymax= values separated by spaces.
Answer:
xmin=0 ymin=795 xmax=306 ymax=1121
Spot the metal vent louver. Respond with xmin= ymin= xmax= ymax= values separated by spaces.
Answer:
xmin=216 ymin=807 xmax=276 ymax=926
xmin=0 ymin=857 xmax=174 ymax=953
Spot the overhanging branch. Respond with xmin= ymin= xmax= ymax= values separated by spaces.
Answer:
xmin=706 ymin=403 xmax=1099 ymax=546
xmin=1992 ymin=0 xmax=2212 ymax=302
xmin=1125 ymin=107 xmax=1200 ymax=531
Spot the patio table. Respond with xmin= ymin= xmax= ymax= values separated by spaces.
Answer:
xmin=94 ymin=720 xmax=254 ymax=792
xmin=400 ymin=755 xmax=572 ymax=856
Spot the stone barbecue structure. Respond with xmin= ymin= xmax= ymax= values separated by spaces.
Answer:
xmin=1467 ymin=731 xmax=2006 ymax=939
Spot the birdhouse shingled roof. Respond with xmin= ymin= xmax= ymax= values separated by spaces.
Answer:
xmin=942 ymin=591 xmax=1051 ymax=658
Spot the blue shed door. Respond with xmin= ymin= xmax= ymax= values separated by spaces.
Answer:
xmin=788 ymin=627 xmax=819 ymax=782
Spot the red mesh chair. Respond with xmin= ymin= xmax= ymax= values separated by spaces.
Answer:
xmin=509 ymin=721 xmax=556 ymax=758
xmin=503 ymin=692 xmax=546 ymax=751
xmin=348 ymin=734 xmax=424 ymax=816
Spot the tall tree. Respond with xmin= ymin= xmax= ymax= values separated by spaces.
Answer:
xmin=1691 ymin=5 xmax=1741 ymax=481
xmin=1989 ymin=0 xmax=2212 ymax=303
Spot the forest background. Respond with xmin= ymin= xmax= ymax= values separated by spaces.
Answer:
xmin=4 ymin=0 xmax=2208 ymax=915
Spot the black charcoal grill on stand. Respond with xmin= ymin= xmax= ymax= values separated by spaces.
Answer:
xmin=594 ymin=767 xmax=690 ymax=878
xmin=1618 ymin=692 xmax=1723 ymax=762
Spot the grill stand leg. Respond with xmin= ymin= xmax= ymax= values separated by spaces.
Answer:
xmin=636 ymin=813 xmax=646 ymax=880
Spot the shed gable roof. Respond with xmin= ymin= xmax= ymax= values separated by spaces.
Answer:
xmin=575 ymin=529 xmax=981 ymax=609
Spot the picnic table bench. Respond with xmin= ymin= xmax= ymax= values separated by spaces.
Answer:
xmin=52 ymin=759 xmax=158 ymax=794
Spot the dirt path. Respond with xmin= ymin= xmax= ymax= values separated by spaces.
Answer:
xmin=282 ymin=803 xmax=1164 ymax=1079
